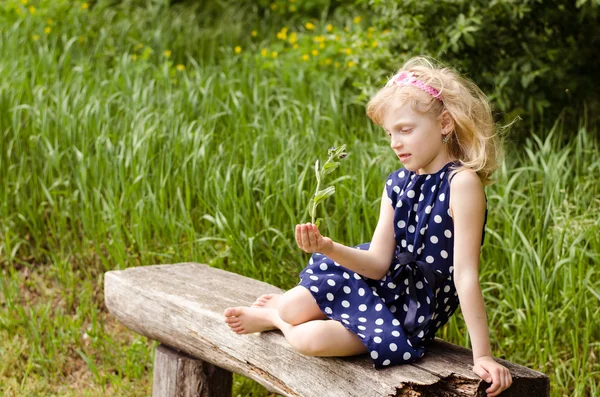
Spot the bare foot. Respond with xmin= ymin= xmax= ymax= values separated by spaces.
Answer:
xmin=251 ymin=293 xmax=282 ymax=309
xmin=223 ymin=306 xmax=277 ymax=334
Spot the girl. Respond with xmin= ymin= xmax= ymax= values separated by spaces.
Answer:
xmin=224 ymin=56 xmax=513 ymax=397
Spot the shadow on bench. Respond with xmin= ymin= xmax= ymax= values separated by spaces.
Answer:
xmin=104 ymin=263 xmax=549 ymax=396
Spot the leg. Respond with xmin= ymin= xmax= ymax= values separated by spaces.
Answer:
xmin=249 ymin=286 xmax=328 ymax=325
xmin=223 ymin=306 xmax=367 ymax=357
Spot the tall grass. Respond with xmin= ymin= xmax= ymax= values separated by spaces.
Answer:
xmin=0 ymin=1 xmax=598 ymax=395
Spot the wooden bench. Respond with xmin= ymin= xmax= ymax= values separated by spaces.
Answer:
xmin=104 ymin=263 xmax=550 ymax=396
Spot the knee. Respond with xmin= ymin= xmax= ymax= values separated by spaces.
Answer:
xmin=291 ymin=334 xmax=323 ymax=356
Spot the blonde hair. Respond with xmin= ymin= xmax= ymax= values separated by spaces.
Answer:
xmin=366 ymin=56 xmax=506 ymax=186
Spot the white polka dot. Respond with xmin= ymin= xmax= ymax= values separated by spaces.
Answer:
xmin=358 ymin=288 xmax=365 ymax=296
xmin=401 ymin=239 xmax=407 ymax=247
xmin=449 ymin=266 xmax=454 ymax=273
xmin=324 ymin=307 xmax=332 ymax=314
xmin=342 ymin=300 xmax=350 ymax=308
xmin=397 ymin=220 xmax=406 ymax=228
xmin=416 ymin=281 xmax=423 ymax=289
xmin=358 ymin=333 xmax=365 ymax=338
xmin=353 ymin=273 xmax=361 ymax=280
xmin=445 ymin=305 xmax=451 ymax=312
xmin=439 ymin=193 xmax=445 ymax=201
xmin=393 ymin=185 xmax=400 ymax=193
xmin=418 ymin=315 xmax=425 ymax=323
xmin=418 ymin=330 xmax=424 ymax=338
xmin=390 ymin=305 xmax=397 ymax=313
xmin=358 ymin=325 xmax=366 ymax=331
xmin=320 ymin=263 xmax=328 ymax=271
xmin=407 ymin=190 xmax=415 ymax=198
xmin=396 ymin=200 xmax=403 ymax=208
xmin=374 ymin=336 xmax=382 ymax=343
xmin=387 ymin=282 xmax=396 ymax=289
xmin=306 ymin=269 xmax=313 ymax=274
xmin=426 ymin=256 xmax=434 ymax=263
xmin=371 ymin=351 xmax=379 ymax=359
xmin=441 ymin=250 xmax=448 ymax=259
xmin=440 ymin=172 xmax=445 ymax=179
xmin=382 ymin=359 xmax=391 ymax=366
xmin=342 ymin=319 xmax=350 ymax=325
xmin=375 ymin=328 xmax=383 ymax=333
xmin=310 ymin=275 xmax=318 ymax=280
xmin=386 ymin=179 xmax=392 ymax=186
xmin=408 ymin=244 xmax=413 ymax=252
xmin=419 ymin=193 xmax=424 ymax=201
xmin=434 ymin=215 xmax=442 ymax=223
xmin=413 ymin=203 xmax=418 ymax=211
xmin=343 ymin=272 xmax=350 ymax=279
xmin=392 ymin=319 xmax=400 ymax=326
xmin=359 ymin=317 xmax=367 ymax=323
xmin=403 ymin=352 xmax=411 ymax=360
xmin=430 ymin=236 xmax=438 ymax=244
xmin=389 ymin=343 xmax=397 ymax=351
xmin=326 ymin=293 xmax=334 ymax=301
xmin=343 ymin=286 xmax=351 ymax=294
xmin=399 ymin=171 xmax=405 ymax=178
xmin=327 ymin=279 xmax=336 ymax=286
xmin=408 ymin=225 xmax=415 ymax=233
xmin=444 ymin=297 xmax=449 ymax=304
xmin=341 ymin=313 xmax=350 ymax=319
xmin=420 ymin=227 xmax=426 ymax=235
xmin=358 ymin=304 xmax=367 ymax=311
xmin=431 ymin=185 xmax=436 ymax=192
xmin=375 ymin=318 xmax=384 ymax=325
xmin=375 ymin=303 xmax=383 ymax=311
xmin=392 ymin=330 xmax=400 ymax=337
xmin=445 ymin=229 xmax=452 ymax=238
xmin=403 ymin=303 xmax=408 ymax=312
xmin=426 ymin=296 xmax=430 ymax=304
xmin=444 ymin=285 xmax=451 ymax=293
xmin=334 ymin=261 xmax=341 ymax=266
xmin=407 ymin=339 xmax=412 ymax=347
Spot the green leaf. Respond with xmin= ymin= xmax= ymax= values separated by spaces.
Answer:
xmin=315 ymin=218 xmax=324 ymax=228
xmin=323 ymin=161 xmax=340 ymax=175
xmin=314 ymin=186 xmax=335 ymax=204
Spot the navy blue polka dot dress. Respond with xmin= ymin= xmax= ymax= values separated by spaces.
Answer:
xmin=297 ymin=160 xmax=488 ymax=369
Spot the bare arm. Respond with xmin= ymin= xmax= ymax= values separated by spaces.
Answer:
xmin=449 ymin=170 xmax=492 ymax=360
xmin=297 ymin=186 xmax=396 ymax=280
xmin=450 ymin=169 xmax=513 ymax=396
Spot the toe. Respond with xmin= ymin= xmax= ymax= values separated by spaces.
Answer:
xmin=224 ymin=307 xmax=242 ymax=317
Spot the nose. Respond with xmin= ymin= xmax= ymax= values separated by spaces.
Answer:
xmin=390 ymin=136 xmax=402 ymax=150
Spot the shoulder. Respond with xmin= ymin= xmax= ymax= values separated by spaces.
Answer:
xmin=448 ymin=168 xmax=485 ymax=218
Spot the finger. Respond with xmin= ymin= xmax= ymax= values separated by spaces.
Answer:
xmin=295 ymin=225 xmax=302 ymax=247
xmin=301 ymin=224 xmax=311 ymax=249
xmin=308 ymin=224 xmax=317 ymax=247
xmin=486 ymin=372 xmax=500 ymax=394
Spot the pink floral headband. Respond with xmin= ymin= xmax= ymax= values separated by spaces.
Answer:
xmin=385 ymin=71 xmax=443 ymax=102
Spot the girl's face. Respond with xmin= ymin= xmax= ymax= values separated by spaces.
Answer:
xmin=381 ymin=97 xmax=453 ymax=175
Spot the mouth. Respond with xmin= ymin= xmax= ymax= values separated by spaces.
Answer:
xmin=398 ymin=153 xmax=411 ymax=160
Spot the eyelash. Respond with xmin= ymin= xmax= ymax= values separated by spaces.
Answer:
xmin=387 ymin=129 xmax=412 ymax=137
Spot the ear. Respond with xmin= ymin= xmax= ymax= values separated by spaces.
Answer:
xmin=440 ymin=110 xmax=454 ymax=135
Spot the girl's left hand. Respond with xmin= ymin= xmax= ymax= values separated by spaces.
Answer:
xmin=472 ymin=356 xmax=513 ymax=397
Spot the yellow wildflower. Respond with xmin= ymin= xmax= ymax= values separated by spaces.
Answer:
xmin=136 ymin=43 xmax=144 ymax=50
xmin=251 ymin=30 xmax=257 ymax=37
xmin=325 ymin=58 xmax=332 ymax=65
xmin=176 ymin=64 xmax=185 ymax=71
xmin=344 ymin=26 xmax=349 ymax=32
xmin=47 ymin=19 xmax=54 ymax=25
xmin=353 ymin=16 xmax=362 ymax=24
xmin=312 ymin=49 xmax=318 ymax=56
xmin=305 ymin=22 xmax=315 ymax=30
xmin=21 ymin=0 xmax=28 ymax=4
xmin=29 ymin=6 xmax=36 ymax=14
xmin=293 ymin=44 xmax=298 ymax=49
xmin=289 ymin=5 xmax=296 ymax=12
xmin=271 ymin=51 xmax=278 ymax=58
xmin=372 ymin=41 xmax=378 ymax=48
xmin=289 ymin=32 xmax=297 ymax=44
xmin=82 ymin=2 xmax=89 ymax=9
xmin=335 ymin=35 xmax=340 ymax=41
xmin=302 ymin=54 xmax=309 ymax=61
xmin=44 ymin=26 xmax=51 ymax=34
xmin=334 ymin=61 xmax=340 ymax=68
xmin=163 ymin=50 xmax=172 ymax=57
xmin=234 ymin=46 xmax=241 ymax=54
xmin=261 ymin=48 xmax=268 ymax=57
xmin=327 ymin=24 xmax=333 ymax=32
xmin=347 ymin=61 xmax=355 ymax=68
xmin=383 ymin=29 xmax=390 ymax=34
xmin=319 ymin=43 xmax=325 ymax=49
xmin=368 ymin=27 xmax=375 ymax=33
xmin=367 ymin=32 xmax=372 ymax=39
xmin=131 ymin=54 xmax=137 ymax=60
xmin=32 ymin=34 xmax=39 ymax=41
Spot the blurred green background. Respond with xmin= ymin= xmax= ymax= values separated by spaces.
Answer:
xmin=0 ymin=0 xmax=598 ymax=395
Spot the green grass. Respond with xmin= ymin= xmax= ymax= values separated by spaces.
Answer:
xmin=1 ymin=1 xmax=598 ymax=395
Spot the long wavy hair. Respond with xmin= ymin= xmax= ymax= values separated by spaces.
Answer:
xmin=366 ymin=56 xmax=507 ymax=186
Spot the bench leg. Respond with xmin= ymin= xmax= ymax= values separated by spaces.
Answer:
xmin=152 ymin=344 xmax=232 ymax=397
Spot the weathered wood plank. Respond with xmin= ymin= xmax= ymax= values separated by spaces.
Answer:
xmin=152 ymin=344 xmax=232 ymax=397
xmin=104 ymin=262 xmax=549 ymax=397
